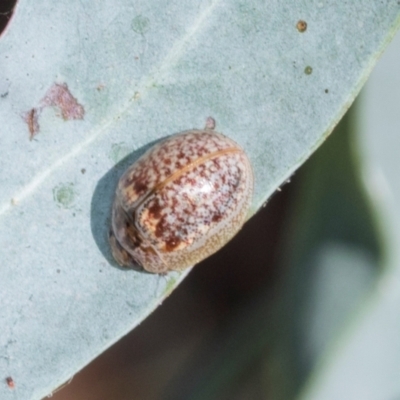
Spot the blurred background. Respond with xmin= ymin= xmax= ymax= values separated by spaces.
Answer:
xmin=0 ymin=0 xmax=15 ymax=37
xmin=48 ymin=22 xmax=400 ymax=400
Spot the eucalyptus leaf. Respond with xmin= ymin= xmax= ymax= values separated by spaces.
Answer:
xmin=0 ymin=0 xmax=399 ymax=399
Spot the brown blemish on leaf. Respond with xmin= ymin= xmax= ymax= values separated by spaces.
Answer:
xmin=296 ymin=20 xmax=307 ymax=32
xmin=23 ymin=82 xmax=85 ymax=140
xmin=23 ymin=108 xmax=40 ymax=140
xmin=41 ymin=83 xmax=84 ymax=120
xmin=205 ymin=116 xmax=216 ymax=130
xmin=304 ymin=66 xmax=313 ymax=75
xmin=5 ymin=376 xmax=15 ymax=389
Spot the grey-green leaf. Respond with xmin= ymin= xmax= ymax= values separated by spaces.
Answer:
xmin=0 ymin=1 xmax=399 ymax=399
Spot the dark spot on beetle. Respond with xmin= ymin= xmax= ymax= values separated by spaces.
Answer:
xmin=163 ymin=167 xmax=171 ymax=176
xmin=5 ymin=377 xmax=14 ymax=389
xmin=325 ymin=89 xmax=329 ymax=93
xmin=212 ymin=213 xmax=223 ymax=223
xmin=165 ymin=237 xmax=181 ymax=252
xmin=304 ymin=66 xmax=313 ymax=75
xmin=132 ymin=179 xmax=147 ymax=194
xmin=187 ymin=177 xmax=196 ymax=186
xmin=164 ymin=158 xmax=171 ymax=165
xmin=148 ymin=201 xmax=162 ymax=219
xmin=81 ymin=168 xmax=86 ymax=174
xmin=1 ymin=91 xmax=8 ymax=98
xmin=199 ymin=169 xmax=207 ymax=179
xmin=155 ymin=221 xmax=166 ymax=238
xmin=56 ymin=269 xmax=61 ymax=273
xmin=296 ymin=20 xmax=307 ymax=32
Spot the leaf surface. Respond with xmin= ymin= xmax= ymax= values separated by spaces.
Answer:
xmin=0 ymin=1 xmax=399 ymax=398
